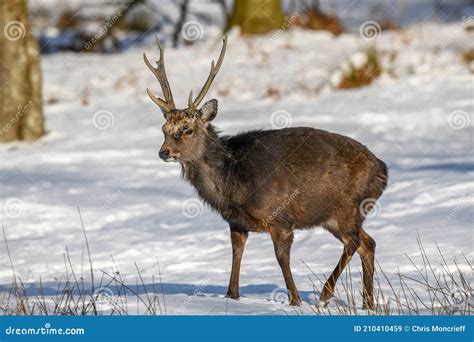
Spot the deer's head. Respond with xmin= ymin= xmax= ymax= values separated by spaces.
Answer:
xmin=144 ymin=37 xmax=227 ymax=162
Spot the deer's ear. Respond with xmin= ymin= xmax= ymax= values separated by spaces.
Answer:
xmin=199 ymin=99 xmax=218 ymax=123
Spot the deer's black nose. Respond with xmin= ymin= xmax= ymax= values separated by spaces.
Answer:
xmin=159 ymin=149 xmax=170 ymax=160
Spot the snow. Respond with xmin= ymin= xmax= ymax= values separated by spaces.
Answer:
xmin=0 ymin=19 xmax=473 ymax=315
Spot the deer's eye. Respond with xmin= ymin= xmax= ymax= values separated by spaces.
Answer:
xmin=174 ymin=132 xmax=180 ymax=139
xmin=185 ymin=129 xmax=193 ymax=136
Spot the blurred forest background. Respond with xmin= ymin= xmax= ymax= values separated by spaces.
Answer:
xmin=1 ymin=0 xmax=473 ymax=142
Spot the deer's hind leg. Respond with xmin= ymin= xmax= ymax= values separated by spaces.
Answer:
xmin=357 ymin=228 xmax=376 ymax=309
xmin=320 ymin=231 xmax=360 ymax=303
xmin=319 ymin=205 xmax=363 ymax=302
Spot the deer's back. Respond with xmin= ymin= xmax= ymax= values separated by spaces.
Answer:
xmin=223 ymin=127 xmax=388 ymax=230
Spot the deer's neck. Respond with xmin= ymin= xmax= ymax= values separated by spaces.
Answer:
xmin=182 ymin=128 xmax=232 ymax=211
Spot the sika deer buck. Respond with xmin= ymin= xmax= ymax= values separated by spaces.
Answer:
xmin=143 ymin=36 xmax=388 ymax=309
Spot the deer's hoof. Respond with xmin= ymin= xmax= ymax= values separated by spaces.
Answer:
xmin=225 ymin=291 xmax=240 ymax=300
xmin=319 ymin=289 xmax=333 ymax=304
xmin=287 ymin=290 xmax=302 ymax=306
xmin=362 ymin=299 xmax=374 ymax=310
xmin=289 ymin=297 xmax=302 ymax=306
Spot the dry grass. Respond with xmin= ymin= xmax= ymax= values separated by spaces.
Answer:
xmin=305 ymin=237 xmax=472 ymax=316
xmin=0 ymin=210 xmax=166 ymax=316
xmin=338 ymin=48 xmax=382 ymax=89
xmin=1 ymin=215 xmax=472 ymax=316
xmin=292 ymin=8 xmax=343 ymax=35
xmin=462 ymin=49 xmax=474 ymax=64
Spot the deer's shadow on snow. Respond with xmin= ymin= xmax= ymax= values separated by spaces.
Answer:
xmin=1 ymin=282 xmax=349 ymax=307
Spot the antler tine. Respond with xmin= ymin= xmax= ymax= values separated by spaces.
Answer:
xmin=188 ymin=90 xmax=194 ymax=110
xmin=146 ymin=88 xmax=169 ymax=109
xmin=191 ymin=35 xmax=227 ymax=108
xmin=143 ymin=37 xmax=175 ymax=112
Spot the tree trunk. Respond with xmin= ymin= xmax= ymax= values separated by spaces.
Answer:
xmin=227 ymin=0 xmax=284 ymax=34
xmin=0 ymin=0 xmax=44 ymax=142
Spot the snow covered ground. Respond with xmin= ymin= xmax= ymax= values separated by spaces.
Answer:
xmin=0 ymin=20 xmax=473 ymax=314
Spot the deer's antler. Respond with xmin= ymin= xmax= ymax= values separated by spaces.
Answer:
xmin=188 ymin=36 xmax=227 ymax=111
xmin=143 ymin=37 xmax=175 ymax=113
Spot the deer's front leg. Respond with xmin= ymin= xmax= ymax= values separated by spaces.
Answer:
xmin=226 ymin=226 xmax=248 ymax=300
